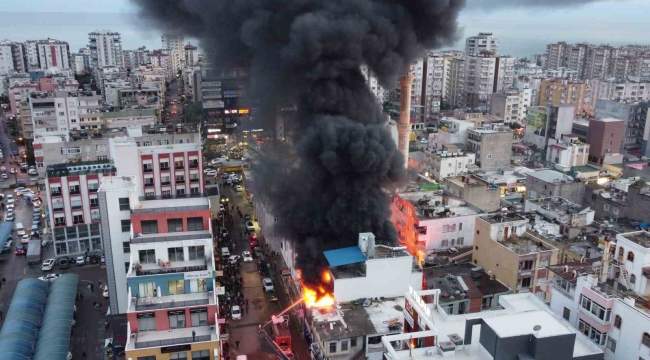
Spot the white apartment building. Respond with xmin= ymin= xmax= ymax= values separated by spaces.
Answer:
xmin=432 ymin=117 xmax=475 ymax=149
xmin=184 ymin=44 xmax=199 ymax=67
xmin=488 ymin=88 xmax=531 ymax=123
xmin=589 ymin=79 xmax=650 ymax=109
xmin=465 ymin=32 xmax=499 ymax=56
xmin=0 ymin=40 xmax=26 ymax=74
xmin=36 ymin=39 xmax=70 ymax=70
xmin=30 ymin=90 xmax=103 ymax=137
xmin=429 ymin=150 xmax=476 ymax=180
xmin=23 ymin=40 xmax=40 ymax=70
xmin=89 ymin=30 xmax=123 ymax=68
xmin=464 ymin=54 xmax=516 ymax=112
xmin=447 ymin=56 xmax=465 ymax=109
xmin=161 ymin=34 xmax=184 ymax=72
xmin=412 ymin=53 xmax=455 ymax=119
xmin=546 ymin=231 xmax=650 ymax=360
xmin=516 ymin=76 xmax=542 ymax=107
xmin=73 ymin=54 xmax=85 ymax=74
xmin=546 ymin=134 xmax=590 ymax=171
xmin=360 ymin=64 xmax=388 ymax=104
xmin=102 ymin=78 xmax=133 ymax=106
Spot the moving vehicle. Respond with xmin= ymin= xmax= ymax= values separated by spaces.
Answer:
xmin=219 ymin=204 xmax=225 ymax=212
xmin=205 ymin=169 xmax=217 ymax=176
xmin=229 ymin=255 xmax=241 ymax=264
xmin=21 ymin=234 xmax=30 ymax=244
xmin=271 ymin=316 xmax=293 ymax=358
xmin=231 ymin=305 xmax=242 ymax=320
xmin=235 ymin=185 xmax=243 ymax=192
xmin=26 ymin=240 xmax=41 ymax=264
xmin=249 ymin=233 xmax=258 ymax=248
xmin=262 ymin=278 xmax=274 ymax=292
xmin=242 ymin=251 xmax=253 ymax=262
xmin=245 ymin=221 xmax=255 ymax=232
xmin=75 ymin=255 xmax=85 ymax=265
xmin=16 ymin=223 xmax=25 ymax=236
xmin=267 ymin=290 xmax=278 ymax=302
xmin=102 ymin=286 xmax=109 ymax=298
xmin=14 ymin=245 xmax=26 ymax=255
xmin=38 ymin=274 xmax=60 ymax=282
xmin=41 ymin=259 xmax=55 ymax=271
xmin=221 ymin=247 xmax=231 ymax=258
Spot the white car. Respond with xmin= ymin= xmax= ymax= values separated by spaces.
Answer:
xmin=75 ymin=256 xmax=85 ymax=265
xmin=229 ymin=174 xmax=240 ymax=181
xmin=218 ymin=156 xmax=229 ymax=162
xmin=231 ymin=305 xmax=242 ymax=320
xmin=235 ymin=185 xmax=243 ymax=192
xmin=21 ymin=234 xmax=30 ymax=244
xmin=0 ymin=173 xmax=7 ymax=179
xmin=5 ymin=212 xmax=14 ymax=222
xmin=102 ymin=286 xmax=109 ymax=298
xmin=242 ymin=251 xmax=253 ymax=262
xmin=205 ymin=169 xmax=217 ymax=176
xmin=262 ymin=278 xmax=274 ymax=292
xmin=219 ymin=204 xmax=225 ymax=212
xmin=6 ymin=194 xmax=14 ymax=205
xmin=41 ymin=259 xmax=55 ymax=271
xmin=229 ymin=255 xmax=241 ymax=264
xmin=245 ymin=221 xmax=255 ymax=232
xmin=14 ymin=187 xmax=26 ymax=195
xmin=210 ymin=159 xmax=221 ymax=165
xmin=38 ymin=273 xmax=61 ymax=282
xmin=20 ymin=189 xmax=33 ymax=196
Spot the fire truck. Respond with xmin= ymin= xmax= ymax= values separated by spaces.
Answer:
xmin=271 ymin=316 xmax=293 ymax=358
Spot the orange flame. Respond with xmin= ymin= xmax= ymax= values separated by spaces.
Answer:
xmin=301 ymin=269 xmax=335 ymax=308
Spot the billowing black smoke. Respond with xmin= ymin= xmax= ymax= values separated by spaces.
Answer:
xmin=132 ymin=0 xmax=466 ymax=289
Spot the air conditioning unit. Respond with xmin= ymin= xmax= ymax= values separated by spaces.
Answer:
xmin=426 ymin=349 xmax=435 ymax=356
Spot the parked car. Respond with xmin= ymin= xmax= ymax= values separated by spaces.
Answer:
xmin=75 ymin=256 xmax=85 ymax=266
xmin=38 ymin=274 xmax=60 ymax=282
xmin=221 ymin=173 xmax=230 ymax=179
xmin=245 ymin=221 xmax=255 ymax=232
xmin=235 ymin=185 xmax=243 ymax=192
xmin=27 ymin=168 xmax=37 ymax=176
xmin=242 ymin=251 xmax=253 ymax=262
xmin=1 ymin=173 xmax=7 ymax=179
xmin=5 ymin=212 xmax=14 ymax=222
xmin=231 ymin=305 xmax=242 ymax=320
xmin=14 ymin=187 xmax=26 ymax=195
xmin=229 ymin=255 xmax=241 ymax=264
xmin=6 ymin=194 xmax=14 ymax=205
xmin=58 ymin=258 xmax=70 ymax=269
xmin=14 ymin=246 xmax=26 ymax=255
xmin=41 ymin=259 xmax=55 ymax=271
xmin=206 ymin=169 xmax=217 ymax=176
xmin=102 ymin=286 xmax=109 ymax=298
xmin=21 ymin=234 xmax=30 ymax=244
xmin=262 ymin=278 xmax=274 ymax=292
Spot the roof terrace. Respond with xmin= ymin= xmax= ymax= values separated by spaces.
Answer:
xmin=618 ymin=231 xmax=650 ymax=248
xmin=499 ymin=233 xmax=558 ymax=255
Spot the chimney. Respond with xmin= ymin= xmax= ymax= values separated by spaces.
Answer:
xmin=398 ymin=70 xmax=414 ymax=169
xmin=367 ymin=233 xmax=376 ymax=259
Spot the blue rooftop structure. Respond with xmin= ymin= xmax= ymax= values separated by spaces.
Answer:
xmin=33 ymin=274 xmax=78 ymax=360
xmin=323 ymin=246 xmax=367 ymax=267
xmin=0 ymin=222 xmax=14 ymax=248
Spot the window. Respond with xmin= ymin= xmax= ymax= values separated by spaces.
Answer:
xmin=606 ymin=338 xmax=616 ymax=353
xmin=520 ymin=260 xmax=533 ymax=270
xmin=168 ymin=247 xmax=184 ymax=262
xmin=138 ymin=282 xmax=155 ymax=297
xmin=191 ymin=308 xmax=208 ymax=326
xmin=160 ymin=161 xmax=169 ymax=170
xmin=168 ymin=310 xmax=186 ymax=328
xmin=176 ymin=187 xmax=185 ymax=195
xmin=187 ymin=217 xmax=204 ymax=231
xmin=170 ymin=353 xmax=187 ymax=360
xmin=443 ymin=225 xmax=449 ymax=232
xmin=563 ymin=307 xmax=570 ymax=321
xmin=459 ymin=223 xmax=462 ymax=231
xmin=487 ymin=154 xmax=493 ymax=159
xmin=175 ymin=160 xmax=184 ymax=169
xmin=630 ymin=274 xmax=636 ymax=284
xmin=580 ymin=295 xmax=611 ymax=322
xmin=143 ymin=163 xmax=153 ymax=172
xmin=520 ymin=277 xmax=532 ymax=288
xmin=69 ymin=185 xmax=79 ymax=194
xmin=168 ymin=280 xmax=185 ymax=295
xmin=578 ymin=319 xmax=607 ymax=346
xmin=137 ymin=314 xmax=156 ymax=332
xmin=614 ymin=315 xmax=621 ymax=329
xmin=351 ymin=337 xmax=357 ymax=347
xmin=73 ymin=214 xmax=84 ymax=223
xmin=188 ymin=246 xmax=204 ymax=260
xmin=191 ymin=350 xmax=209 ymax=360
xmin=161 ymin=175 xmax=171 ymax=184
xmin=643 ymin=332 xmax=650 ymax=347
xmin=119 ymin=197 xmax=130 ymax=211
xmin=627 ymin=251 xmax=634 ymax=262
xmin=121 ymin=219 xmax=131 ymax=232
xmin=141 ymin=220 xmax=158 ymax=234
xmin=123 ymin=242 xmax=130 ymax=254
xmin=604 ymin=203 xmax=610 ymax=211
xmin=167 ymin=218 xmax=184 ymax=232
xmin=329 ymin=342 xmax=337 ymax=353
xmin=441 ymin=240 xmax=449 ymax=248
xmin=139 ymin=249 xmax=156 ymax=263
xmin=341 ymin=340 xmax=349 ymax=352
xmin=175 ymin=174 xmax=185 ymax=182
xmin=457 ymin=237 xmax=464 ymax=245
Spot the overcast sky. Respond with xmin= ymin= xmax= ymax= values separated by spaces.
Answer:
xmin=1 ymin=0 xmax=648 ymax=57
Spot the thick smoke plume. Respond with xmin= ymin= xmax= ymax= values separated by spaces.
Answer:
xmin=132 ymin=0 xmax=466 ymax=289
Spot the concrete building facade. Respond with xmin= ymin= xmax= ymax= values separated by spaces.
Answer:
xmin=89 ymin=30 xmax=123 ymax=68
xmin=587 ymin=117 xmax=625 ymax=165
xmin=466 ymin=127 xmax=514 ymax=171
xmin=526 ymin=169 xmax=586 ymax=204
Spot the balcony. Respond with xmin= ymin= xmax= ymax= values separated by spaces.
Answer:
xmin=144 ymin=182 xmax=155 ymax=187
xmin=137 ymin=192 xmax=207 ymax=202
xmin=51 ymin=189 xmax=61 ymax=196
xmin=90 ymin=202 xmax=99 ymax=208
xmin=52 ymin=206 xmax=64 ymax=212
xmin=128 ymin=324 xmax=216 ymax=350
xmin=142 ymin=167 xmax=153 ymax=173
xmin=70 ymin=204 xmax=83 ymax=210
xmin=131 ymin=230 xmax=211 ymax=245
xmin=161 ymin=181 xmax=171 ymax=185
xmin=54 ymin=220 xmax=66 ymax=227
xmin=88 ymin=187 xmax=98 ymax=193
xmin=132 ymin=291 xmax=214 ymax=312
xmin=174 ymin=163 xmax=185 ymax=170
xmin=69 ymin=188 xmax=80 ymax=195
xmin=190 ymin=177 xmax=199 ymax=183
xmin=132 ymin=259 xmax=208 ymax=276
xmin=189 ymin=161 xmax=199 ymax=169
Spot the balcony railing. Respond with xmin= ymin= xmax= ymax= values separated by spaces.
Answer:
xmin=143 ymin=167 xmax=153 ymax=173
xmin=131 ymin=231 xmax=211 ymax=244
xmin=71 ymin=205 xmax=83 ymax=210
xmin=69 ymin=189 xmax=80 ymax=195
xmin=137 ymin=193 xmax=207 ymax=202
xmin=135 ymin=335 xmax=212 ymax=349
xmin=174 ymin=164 xmax=184 ymax=169
xmin=135 ymin=297 xmax=210 ymax=311
xmin=189 ymin=162 xmax=199 ymax=168
xmin=90 ymin=202 xmax=99 ymax=208
xmin=88 ymin=187 xmax=98 ymax=193
xmin=135 ymin=264 xmax=207 ymax=276
xmin=51 ymin=190 xmax=61 ymax=196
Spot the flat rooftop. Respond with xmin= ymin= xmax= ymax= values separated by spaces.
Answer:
xmin=484 ymin=311 xmax=571 ymax=338
xmin=398 ymin=192 xmax=483 ymax=221
xmin=619 ymin=231 xmax=650 ymax=248
xmin=481 ymin=212 xmax=528 ymax=225
xmin=424 ymin=263 xmax=510 ymax=303
xmin=103 ymin=108 xmax=157 ymax=119
xmin=311 ymin=305 xmax=377 ymax=341
xmin=527 ymin=169 xmax=575 ymax=184
xmin=527 ymin=197 xmax=585 ymax=215
xmin=127 ymin=324 xmax=215 ymax=350
xmin=499 ymin=233 xmax=558 ymax=255
xmin=547 ymin=260 xmax=600 ymax=285
xmin=363 ymin=298 xmax=405 ymax=334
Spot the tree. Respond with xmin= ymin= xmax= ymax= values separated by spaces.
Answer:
xmin=182 ymin=103 xmax=202 ymax=123
xmin=509 ymin=122 xmax=522 ymax=130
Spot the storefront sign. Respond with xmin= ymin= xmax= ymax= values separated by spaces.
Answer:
xmin=136 ymin=312 xmax=154 ymax=319
xmin=184 ymin=271 xmax=211 ymax=280
xmin=403 ymin=305 xmax=415 ymax=328
xmin=215 ymin=271 xmax=224 ymax=277
xmin=218 ymin=318 xmax=226 ymax=324
xmin=219 ymin=333 xmax=229 ymax=341
xmin=216 ymin=286 xmax=226 ymax=295
xmin=168 ymin=310 xmax=185 ymax=316
xmin=161 ymin=344 xmax=192 ymax=353
xmin=281 ymin=269 xmax=291 ymax=276
xmin=409 ymin=284 xmax=432 ymax=319
xmin=190 ymin=308 xmax=207 ymax=314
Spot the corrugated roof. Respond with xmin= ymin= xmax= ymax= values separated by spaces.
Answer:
xmin=0 ymin=222 xmax=14 ymax=248
xmin=323 ymin=246 xmax=367 ymax=267
xmin=0 ymin=279 xmax=48 ymax=358
xmin=33 ymin=274 xmax=78 ymax=360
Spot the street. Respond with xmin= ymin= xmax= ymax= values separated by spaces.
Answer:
xmin=0 ymin=108 xmax=34 ymax=187
xmin=166 ymin=80 xmax=182 ymax=124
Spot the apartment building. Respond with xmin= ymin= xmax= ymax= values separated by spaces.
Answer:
xmin=35 ymin=39 xmax=71 ymax=70
xmin=150 ymin=51 xmax=173 ymax=78
xmin=584 ymin=45 xmax=615 ymax=80
xmin=161 ymin=34 xmax=184 ymax=72
xmin=391 ymin=191 xmax=484 ymax=257
xmin=546 ymin=134 xmax=590 ymax=170
xmin=412 ymin=52 xmax=457 ymax=119
xmin=0 ymin=40 xmax=26 ymax=74
xmin=447 ymin=56 xmax=465 ymax=109
xmin=433 ymin=118 xmax=475 ymax=149
xmin=464 ymin=53 xmax=516 ymax=111
xmin=524 ymin=105 xmax=576 ymax=149
xmin=29 ymin=90 xmax=102 ymax=137
xmin=360 ymin=64 xmax=388 ymax=104
xmin=89 ymin=30 xmax=123 ymax=68
xmin=547 ymin=231 xmax=650 ymax=360
xmin=540 ymin=79 xmax=591 ymax=116
xmin=587 ymin=117 xmax=625 ymax=165
xmin=443 ymin=175 xmax=502 ymax=213
xmin=589 ymin=79 xmax=650 ymax=109
xmin=594 ymin=100 xmax=650 ymax=157
xmin=45 ymin=161 xmax=114 ymax=256
xmin=465 ymin=33 xmax=499 ymax=56
xmin=582 ymin=179 xmax=650 ymax=224
xmin=489 ymin=89 xmax=532 ymax=123
xmin=184 ymin=44 xmax=199 ymax=67
xmin=466 ymin=126 xmax=514 ymax=171
xmin=429 ymin=149 xmax=476 ymax=180
xmin=473 ymin=213 xmax=559 ymax=295
xmin=526 ymin=169 xmax=586 ymax=204
xmin=517 ymin=76 xmax=543 ymax=107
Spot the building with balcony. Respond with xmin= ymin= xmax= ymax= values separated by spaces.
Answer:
xmin=29 ymin=90 xmax=102 ymax=137
xmin=472 ymin=213 xmax=559 ymax=296
xmin=466 ymin=126 xmax=514 ymax=171
xmin=45 ymin=161 xmax=115 ymax=256
xmin=463 ymin=53 xmax=516 ymax=112
xmin=384 ymin=288 xmax=603 ymax=360
xmin=489 ymin=89 xmax=532 ymax=123
xmin=539 ymin=79 xmax=591 ymax=116
xmin=89 ymin=30 xmax=123 ymax=68
xmin=546 ymin=134 xmax=591 ymax=171
xmin=391 ymin=190 xmax=484 ymax=259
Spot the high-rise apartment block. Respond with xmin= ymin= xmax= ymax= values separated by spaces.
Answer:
xmin=539 ymin=78 xmax=591 ymax=116
xmin=0 ymin=40 xmax=26 ymax=74
xmin=594 ymin=99 xmax=650 ymax=157
xmin=411 ymin=51 xmax=462 ymax=119
xmin=447 ymin=57 xmax=465 ymax=109
xmin=162 ymin=34 xmax=184 ymax=72
xmin=89 ymin=30 xmax=123 ymax=68
xmin=489 ymin=88 xmax=532 ymax=123
xmin=35 ymin=39 xmax=70 ymax=70
xmin=586 ymin=117 xmax=625 ymax=165
xmin=465 ymin=33 xmax=499 ymax=56
xmin=184 ymin=44 xmax=199 ymax=67
xmin=463 ymin=53 xmax=516 ymax=111
xmin=29 ymin=90 xmax=103 ymax=137
xmin=360 ymin=65 xmax=388 ymax=104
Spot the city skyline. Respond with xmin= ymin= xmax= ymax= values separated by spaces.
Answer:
xmin=0 ymin=0 xmax=648 ymax=57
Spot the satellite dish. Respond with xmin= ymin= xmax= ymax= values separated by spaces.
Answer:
xmin=533 ymin=325 xmax=541 ymax=331
xmin=121 ymin=176 xmax=127 ymax=181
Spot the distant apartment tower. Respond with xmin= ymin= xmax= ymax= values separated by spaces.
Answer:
xmin=412 ymin=52 xmax=459 ymax=119
xmin=545 ymin=42 xmax=588 ymax=78
xmin=360 ymin=65 xmax=388 ymax=105
xmin=466 ymin=126 xmax=514 ymax=170
xmin=465 ymin=33 xmax=498 ymax=56
xmin=88 ymin=30 xmax=123 ymax=68
xmin=583 ymin=45 xmax=615 ymax=80
xmin=184 ymin=44 xmax=199 ymax=67
xmin=30 ymin=90 xmax=103 ymax=137
xmin=595 ymin=99 xmax=650 ymax=157
xmin=489 ymin=89 xmax=532 ymax=123
xmin=587 ymin=117 xmax=625 ymax=165
xmin=0 ymin=40 xmax=26 ymax=74
xmin=447 ymin=57 xmax=465 ymax=109
xmin=588 ymin=79 xmax=650 ymax=109
xmin=35 ymin=39 xmax=71 ymax=70
xmin=161 ymin=34 xmax=184 ymax=72
xmin=463 ymin=53 xmax=515 ymax=111
xmin=539 ymin=79 xmax=591 ymax=116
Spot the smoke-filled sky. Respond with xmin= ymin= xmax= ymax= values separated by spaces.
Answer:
xmin=1 ymin=0 xmax=648 ymax=57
